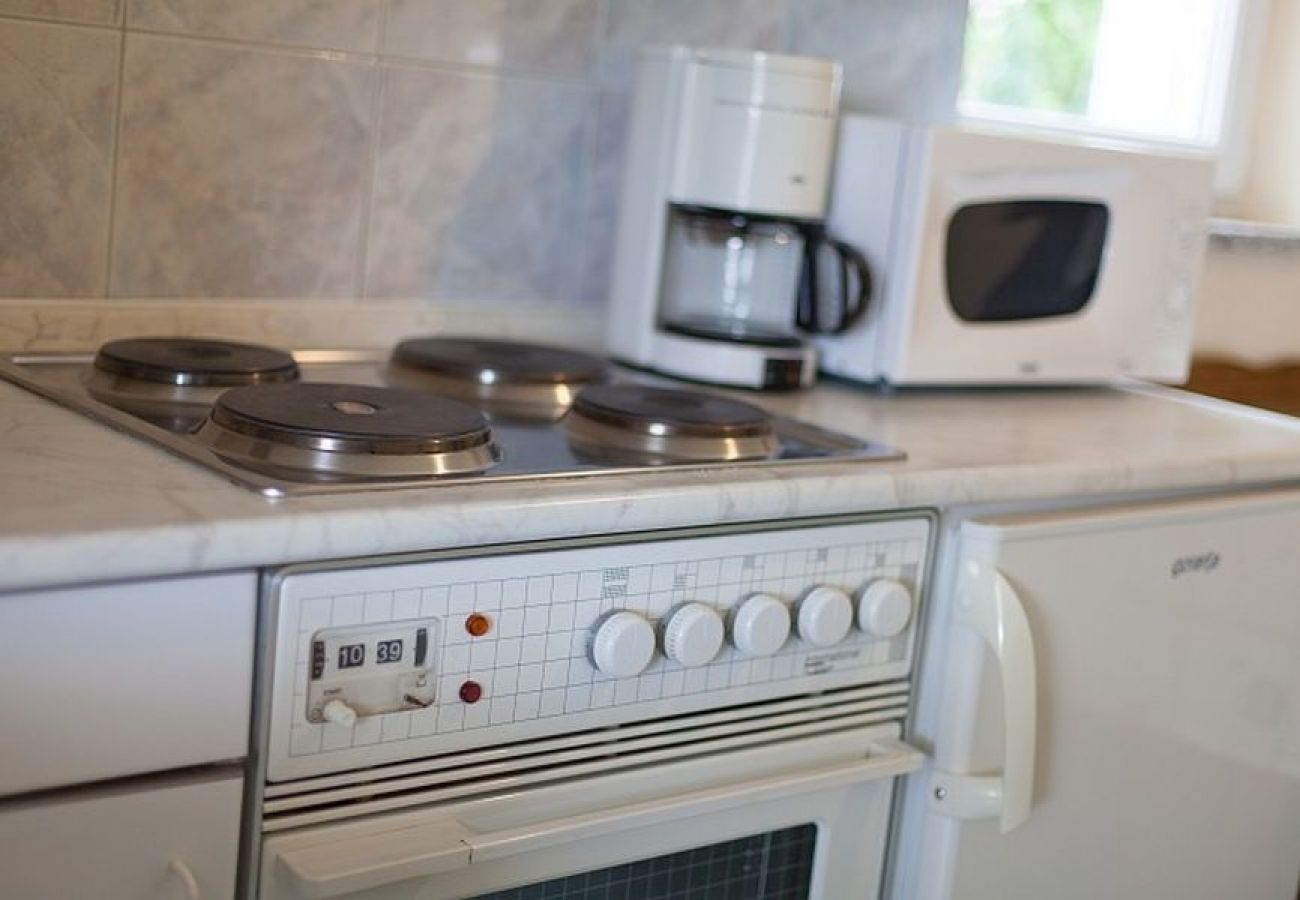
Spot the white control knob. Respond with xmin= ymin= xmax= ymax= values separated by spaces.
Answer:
xmin=589 ymin=611 xmax=657 ymax=678
xmin=662 ymin=603 xmax=725 ymax=667
xmin=857 ymin=579 xmax=913 ymax=638
xmin=730 ymin=593 xmax=790 ymax=657
xmin=797 ymin=585 xmax=854 ymax=647
xmin=322 ymin=699 xmax=357 ymax=728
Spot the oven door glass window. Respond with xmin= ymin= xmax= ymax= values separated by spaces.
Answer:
xmin=469 ymin=824 xmax=817 ymax=900
xmin=944 ymin=200 xmax=1109 ymax=322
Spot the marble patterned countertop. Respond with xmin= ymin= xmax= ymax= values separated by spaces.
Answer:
xmin=4 ymin=375 xmax=1300 ymax=592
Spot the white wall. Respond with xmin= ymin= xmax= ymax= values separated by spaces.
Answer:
xmin=1194 ymin=0 xmax=1300 ymax=365
xmin=1223 ymin=0 xmax=1300 ymax=221
xmin=1194 ymin=245 xmax=1300 ymax=363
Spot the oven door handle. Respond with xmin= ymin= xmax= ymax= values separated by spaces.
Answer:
xmin=274 ymin=737 xmax=923 ymax=899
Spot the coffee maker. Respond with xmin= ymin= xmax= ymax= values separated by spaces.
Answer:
xmin=607 ymin=46 xmax=868 ymax=389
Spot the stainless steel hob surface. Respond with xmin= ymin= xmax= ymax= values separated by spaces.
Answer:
xmin=0 ymin=344 xmax=904 ymax=498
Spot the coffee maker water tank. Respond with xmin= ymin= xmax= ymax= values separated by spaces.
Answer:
xmin=668 ymin=49 xmax=840 ymax=218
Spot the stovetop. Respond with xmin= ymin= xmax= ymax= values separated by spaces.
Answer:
xmin=0 ymin=345 xmax=903 ymax=498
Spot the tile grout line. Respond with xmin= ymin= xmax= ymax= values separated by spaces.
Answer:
xmin=592 ymin=0 xmax=611 ymax=87
xmin=100 ymin=8 xmax=129 ymax=299
xmin=0 ymin=10 xmax=117 ymax=30
xmin=380 ymin=49 xmax=590 ymax=86
xmin=124 ymin=23 xmax=381 ymax=62
xmin=571 ymin=86 xmax=600 ymax=308
xmin=575 ymin=0 xmax=613 ymax=308
xmin=780 ymin=0 xmax=796 ymax=53
xmin=106 ymin=23 xmax=594 ymax=88
xmin=352 ymin=1 xmax=392 ymax=301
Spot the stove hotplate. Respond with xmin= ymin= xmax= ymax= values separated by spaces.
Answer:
xmin=0 ymin=346 xmax=904 ymax=498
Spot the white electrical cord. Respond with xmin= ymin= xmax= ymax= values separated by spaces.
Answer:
xmin=167 ymin=859 xmax=202 ymax=900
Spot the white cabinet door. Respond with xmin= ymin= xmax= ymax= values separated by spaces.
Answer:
xmin=0 ymin=572 xmax=255 ymax=795
xmin=896 ymin=490 xmax=1300 ymax=900
xmin=0 ymin=771 xmax=242 ymax=900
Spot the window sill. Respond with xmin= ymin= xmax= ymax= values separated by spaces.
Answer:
xmin=1207 ymin=217 xmax=1300 ymax=250
xmin=956 ymin=103 xmax=1215 ymax=156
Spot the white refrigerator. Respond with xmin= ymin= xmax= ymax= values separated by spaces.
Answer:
xmin=892 ymin=490 xmax=1300 ymax=899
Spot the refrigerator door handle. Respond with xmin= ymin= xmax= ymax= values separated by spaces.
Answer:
xmin=931 ymin=564 xmax=1037 ymax=833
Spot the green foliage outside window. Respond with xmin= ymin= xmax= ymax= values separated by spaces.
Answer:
xmin=961 ymin=0 xmax=1105 ymax=114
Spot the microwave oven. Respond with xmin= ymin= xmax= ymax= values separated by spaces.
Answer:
xmin=817 ymin=115 xmax=1215 ymax=385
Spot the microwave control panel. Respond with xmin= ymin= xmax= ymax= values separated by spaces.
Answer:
xmin=268 ymin=515 xmax=931 ymax=781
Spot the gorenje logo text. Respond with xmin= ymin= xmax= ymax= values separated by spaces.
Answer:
xmin=1171 ymin=552 xmax=1220 ymax=578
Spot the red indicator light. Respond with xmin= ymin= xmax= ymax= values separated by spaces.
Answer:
xmin=459 ymin=680 xmax=483 ymax=704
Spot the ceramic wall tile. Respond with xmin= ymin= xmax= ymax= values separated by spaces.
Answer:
xmin=600 ymin=0 xmax=788 ymax=89
xmin=111 ymin=35 xmax=374 ymax=298
xmin=0 ymin=0 xmax=121 ymax=26
xmin=786 ymin=0 xmax=966 ymax=120
xmin=578 ymin=90 xmax=630 ymax=306
xmin=0 ymin=298 xmax=606 ymax=352
xmin=126 ymin=0 xmax=383 ymax=53
xmin=385 ymin=0 xmax=600 ymax=78
xmin=366 ymin=65 xmax=592 ymax=305
xmin=0 ymin=0 xmax=971 ymax=330
xmin=0 ymin=20 xmax=119 ymax=298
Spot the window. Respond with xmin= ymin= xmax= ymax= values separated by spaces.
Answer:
xmin=960 ymin=0 xmax=1246 ymax=149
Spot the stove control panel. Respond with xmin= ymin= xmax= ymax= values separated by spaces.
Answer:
xmin=305 ymin=620 xmax=439 ymax=724
xmin=268 ymin=515 xmax=931 ymax=781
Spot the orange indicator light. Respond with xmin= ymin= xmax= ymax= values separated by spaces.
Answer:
xmin=465 ymin=613 xmax=491 ymax=637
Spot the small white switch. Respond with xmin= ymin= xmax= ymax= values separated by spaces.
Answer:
xmin=322 ymin=699 xmax=358 ymax=728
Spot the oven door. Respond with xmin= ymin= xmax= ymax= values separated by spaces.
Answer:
xmin=260 ymin=723 xmax=920 ymax=900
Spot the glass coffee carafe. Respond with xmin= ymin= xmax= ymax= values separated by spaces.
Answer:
xmin=659 ymin=206 xmax=871 ymax=348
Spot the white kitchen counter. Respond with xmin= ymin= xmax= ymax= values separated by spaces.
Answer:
xmin=4 ymin=376 xmax=1300 ymax=592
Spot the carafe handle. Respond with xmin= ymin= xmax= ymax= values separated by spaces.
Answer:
xmin=796 ymin=227 xmax=872 ymax=335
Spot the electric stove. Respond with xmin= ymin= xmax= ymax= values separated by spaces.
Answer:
xmin=0 ymin=337 xmax=903 ymax=498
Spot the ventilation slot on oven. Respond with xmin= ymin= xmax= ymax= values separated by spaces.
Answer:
xmin=262 ymin=680 xmax=909 ymax=831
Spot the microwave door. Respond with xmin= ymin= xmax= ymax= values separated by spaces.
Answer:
xmin=890 ymin=492 xmax=1300 ymax=900
xmin=890 ymin=135 xmax=1210 ymax=384
xmin=261 ymin=722 xmax=921 ymax=900
xmin=900 ymin=167 xmax=1131 ymax=384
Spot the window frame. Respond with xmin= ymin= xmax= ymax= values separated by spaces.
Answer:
xmin=955 ymin=0 xmax=1271 ymax=198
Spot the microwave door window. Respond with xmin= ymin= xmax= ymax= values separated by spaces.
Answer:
xmin=944 ymin=200 xmax=1109 ymax=322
